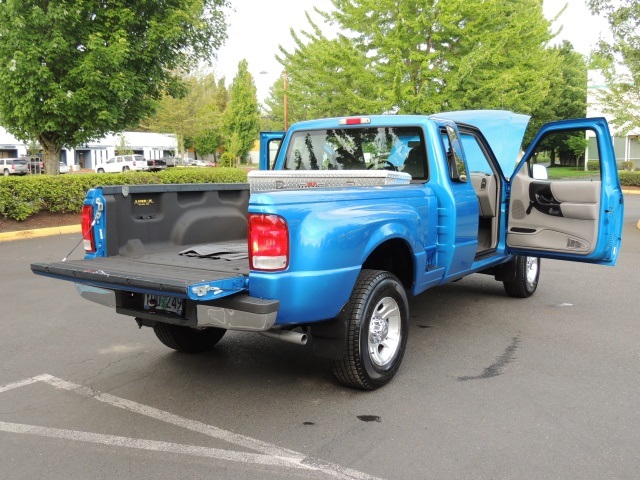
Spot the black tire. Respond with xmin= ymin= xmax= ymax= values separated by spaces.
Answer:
xmin=331 ymin=269 xmax=409 ymax=390
xmin=503 ymin=256 xmax=540 ymax=298
xmin=97 ymin=168 xmax=105 ymax=173
xmin=3 ymin=169 xmax=9 ymax=176
xmin=153 ymin=323 xmax=226 ymax=353
xmin=122 ymin=166 xmax=130 ymax=172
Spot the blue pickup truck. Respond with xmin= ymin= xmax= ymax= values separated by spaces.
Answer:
xmin=31 ymin=110 xmax=624 ymax=390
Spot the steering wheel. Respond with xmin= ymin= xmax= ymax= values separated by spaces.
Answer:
xmin=367 ymin=160 xmax=397 ymax=171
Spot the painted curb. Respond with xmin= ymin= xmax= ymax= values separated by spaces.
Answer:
xmin=0 ymin=224 xmax=81 ymax=242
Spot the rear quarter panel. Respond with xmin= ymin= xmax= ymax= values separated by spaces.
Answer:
xmin=248 ymin=185 xmax=437 ymax=324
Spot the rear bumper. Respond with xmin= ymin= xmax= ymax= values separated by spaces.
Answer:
xmin=75 ymin=284 xmax=279 ymax=331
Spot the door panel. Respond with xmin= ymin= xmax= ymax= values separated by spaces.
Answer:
xmin=508 ymin=170 xmax=599 ymax=254
xmin=507 ymin=118 xmax=623 ymax=266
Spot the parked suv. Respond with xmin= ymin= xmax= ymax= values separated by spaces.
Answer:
xmin=95 ymin=155 xmax=149 ymax=173
xmin=1 ymin=158 xmax=29 ymax=176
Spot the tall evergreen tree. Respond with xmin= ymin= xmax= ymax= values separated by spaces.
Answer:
xmin=526 ymin=41 xmax=588 ymax=157
xmin=224 ymin=59 xmax=260 ymax=164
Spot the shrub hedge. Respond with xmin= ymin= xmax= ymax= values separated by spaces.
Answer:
xmin=0 ymin=168 xmax=247 ymax=221
xmin=619 ymin=170 xmax=640 ymax=187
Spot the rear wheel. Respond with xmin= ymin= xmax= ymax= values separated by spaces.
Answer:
xmin=3 ymin=169 xmax=8 ymax=176
xmin=503 ymin=256 xmax=540 ymax=298
xmin=97 ymin=168 xmax=105 ymax=173
xmin=153 ymin=323 xmax=226 ymax=353
xmin=122 ymin=166 xmax=130 ymax=172
xmin=331 ymin=269 xmax=409 ymax=390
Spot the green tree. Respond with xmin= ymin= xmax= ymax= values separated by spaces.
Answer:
xmin=267 ymin=16 xmax=386 ymax=124
xmin=0 ymin=0 xmax=229 ymax=174
xmin=526 ymin=41 xmax=588 ymax=165
xmin=267 ymin=0 xmax=559 ymax=120
xmin=190 ymin=76 xmax=228 ymax=160
xmin=142 ymin=73 xmax=228 ymax=160
xmin=588 ymin=0 xmax=640 ymax=133
xmin=224 ymin=59 xmax=260 ymax=164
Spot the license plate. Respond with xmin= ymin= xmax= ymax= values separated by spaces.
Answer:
xmin=144 ymin=295 xmax=184 ymax=316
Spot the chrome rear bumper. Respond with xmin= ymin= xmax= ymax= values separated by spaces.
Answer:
xmin=75 ymin=284 xmax=279 ymax=331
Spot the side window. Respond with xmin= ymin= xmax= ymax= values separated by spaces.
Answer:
xmin=528 ymin=129 xmax=598 ymax=182
xmin=268 ymin=139 xmax=281 ymax=170
xmin=441 ymin=126 xmax=467 ymax=182
xmin=459 ymin=132 xmax=496 ymax=175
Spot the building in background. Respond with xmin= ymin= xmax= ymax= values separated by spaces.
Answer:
xmin=0 ymin=127 xmax=27 ymax=158
xmin=587 ymin=70 xmax=640 ymax=169
xmin=0 ymin=128 xmax=177 ymax=169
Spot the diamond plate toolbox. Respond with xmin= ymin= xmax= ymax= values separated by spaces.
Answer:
xmin=248 ymin=170 xmax=412 ymax=193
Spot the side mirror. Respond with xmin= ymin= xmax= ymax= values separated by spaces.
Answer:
xmin=531 ymin=164 xmax=548 ymax=180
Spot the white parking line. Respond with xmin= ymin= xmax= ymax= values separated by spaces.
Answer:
xmin=0 ymin=421 xmax=314 ymax=469
xmin=0 ymin=375 xmax=381 ymax=480
xmin=0 ymin=376 xmax=41 ymax=393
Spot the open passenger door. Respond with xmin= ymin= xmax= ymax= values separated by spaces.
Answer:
xmin=506 ymin=118 xmax=623 ymax=265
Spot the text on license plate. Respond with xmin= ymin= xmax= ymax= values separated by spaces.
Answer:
xmin=144 ymin=295 xmax=184 ymax=316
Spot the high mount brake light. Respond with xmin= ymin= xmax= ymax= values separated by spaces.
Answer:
xmin=81 ymin=205 xmax=96 ymax=252
xmin=338 ymin=117 xmax=371 ymax=125
xmin=248 ymin=214 xmax=289 ymax=271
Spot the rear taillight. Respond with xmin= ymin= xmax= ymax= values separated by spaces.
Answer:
xmin=248 ymin=214 xmax=289 ymax=271
xmin=81 ymin=205 xmax=96 ymax=252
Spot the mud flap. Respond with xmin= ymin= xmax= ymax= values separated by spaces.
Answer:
xmin=309 ymin=304 xmax=349 ymax=360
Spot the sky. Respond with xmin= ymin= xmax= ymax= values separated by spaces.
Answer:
xmin=212 ymin=0 xmax=611 ymax=105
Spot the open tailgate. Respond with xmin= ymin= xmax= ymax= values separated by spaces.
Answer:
xmin=31 ymin=251 xmax=249 ymax=302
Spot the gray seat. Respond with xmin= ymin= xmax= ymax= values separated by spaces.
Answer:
xmin=403 ymin=147 xmax=425 ymax=178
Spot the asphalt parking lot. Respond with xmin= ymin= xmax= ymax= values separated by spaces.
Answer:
xmin=1 ymin=195 xmax=639 ymax=480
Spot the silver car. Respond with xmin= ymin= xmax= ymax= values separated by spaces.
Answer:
xmin=0 ymin=158 xmax=29 ymax=176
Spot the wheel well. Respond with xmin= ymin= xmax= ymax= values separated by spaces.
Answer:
xmin=361 ymin=238 xmax=413 ymax=289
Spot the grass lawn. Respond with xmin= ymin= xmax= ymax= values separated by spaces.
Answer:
xmin=545 ymin=166 xmax=600 ymax=180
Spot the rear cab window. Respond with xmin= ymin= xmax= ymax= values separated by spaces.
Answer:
xmin=283 ymin=126 xmax=428 ymax=180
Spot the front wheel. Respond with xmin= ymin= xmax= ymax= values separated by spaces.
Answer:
xmin=97 ymin=168 xmax=105 ymax=173
xmin=503 ymin=256 xmax=540 ymax=298
xmin=153 ymin=323 xmax=226 ymax=353
xmin=331 ymin=270 xmax=409 ymax=390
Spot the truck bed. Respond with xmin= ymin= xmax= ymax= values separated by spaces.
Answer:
xmin=32 ymin=184 xmax=253 ymax=301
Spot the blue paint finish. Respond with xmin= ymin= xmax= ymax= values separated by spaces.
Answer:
xmin=250 ymin=267 xmax=360 ymax=324
xmin=259 ymin=131 xmax=284 ymax=170
xmin=249 ymin=185 xmax=438 ymax=323
xmin=83 ymin=188 xmax=107 ymax=259
xmin=187 ymin=276 xmax=247 ymax=301
xmin=433 ymin=110 xmax=530 ymax=177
